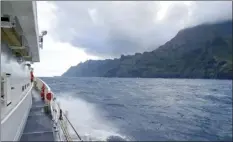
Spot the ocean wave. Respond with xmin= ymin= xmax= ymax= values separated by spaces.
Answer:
xmin=56 ymin=93 xmax=127 ymax=141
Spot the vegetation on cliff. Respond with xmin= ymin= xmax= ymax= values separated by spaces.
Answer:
xmin=63 ymin=21 xmax=232 ymax=79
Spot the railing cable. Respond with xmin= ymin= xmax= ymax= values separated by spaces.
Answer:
xmin=63 ymin=112 xmax=83 ymax=141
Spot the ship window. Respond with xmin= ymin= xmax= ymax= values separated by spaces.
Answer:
xmin=1 ymin=17 xmax=10 ymax=22
xmin=1 ymin=79 xmax=4 ymax=99
xmin=40 ymin=36 xmax=43 ymax=42
xmin=22 ymin=86 xmax=24 ymax=91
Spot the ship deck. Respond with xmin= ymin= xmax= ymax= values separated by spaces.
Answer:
xmin=20 ymin=89 xmax=55 ymax=141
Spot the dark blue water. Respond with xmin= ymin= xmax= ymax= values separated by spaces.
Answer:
xmin=42 ymin=77 xmax=232 ymax=141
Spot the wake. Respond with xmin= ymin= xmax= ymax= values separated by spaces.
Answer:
xmin=56 ymin=92 xmax=128 ymax=141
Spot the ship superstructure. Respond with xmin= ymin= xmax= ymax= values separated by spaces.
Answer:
xmin=1 ymin=1 xmax=81 ymax=141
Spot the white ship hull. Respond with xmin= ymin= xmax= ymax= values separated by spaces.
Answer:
xmin=1 ymin=1 xmax=39 ymax=140
xmin=1 ymin=83 xmax=33 ymax=141
xmin=1 ymin=1 xmax=81 ymax=141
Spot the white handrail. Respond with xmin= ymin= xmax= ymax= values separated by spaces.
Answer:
xmin=35 ymin=77 xmax=82 ymax=141
xmin=1 ymin=84 xmax=33 ymax=124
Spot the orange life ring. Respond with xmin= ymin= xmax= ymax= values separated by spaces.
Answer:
xmin=46 ymin=92 xmax=52 ymax=101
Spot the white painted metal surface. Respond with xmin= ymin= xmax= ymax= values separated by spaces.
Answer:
xmin=1 ymin=1 xmax=40 ymax=62
xmin=1 ymin=40 xmax=33 ymax=141
xmin=1 ymin=1 xmax=50 ymax=141
xmin=35 ymin=78 xmax=78 ymax=141
xmin=1 ymin=77 xmax=32 ymax=120
xmin=1 ymin=84 xmax=33 ymax=141
xmin=1 ymin=73 xmax=12 ymax=107
xmin=1 ymin=2 xmax=78 ymax=139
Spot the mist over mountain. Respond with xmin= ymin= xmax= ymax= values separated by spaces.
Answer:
xmin=63 ymin=20 xmax=232 ymax=79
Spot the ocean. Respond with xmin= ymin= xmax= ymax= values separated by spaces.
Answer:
xmin=41 ymin=77 xmax=232 ymax=141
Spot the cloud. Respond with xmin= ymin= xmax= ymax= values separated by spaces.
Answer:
xmin=33 ymin=1 xmax=99 ymax=77
xmin=40 ymin=1 xmax=232 ymax=58
xmin=33 ymin=36 xmax=99 ymax=77
xmin=188 ymin=1 xmax=232 ymax=26
xmin=34 ymin=1 xmax=232 ymax=76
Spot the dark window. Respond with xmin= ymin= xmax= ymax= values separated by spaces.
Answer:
xmin=1 ymin=16 xmax=10 ymax=22
xmin=1 ymin=81 xmax=4 ymax=98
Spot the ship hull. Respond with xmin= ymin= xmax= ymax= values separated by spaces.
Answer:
xmin=1 ymin=85 xmax=33 ymax=141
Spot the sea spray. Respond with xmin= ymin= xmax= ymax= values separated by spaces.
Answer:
xmin=56 ymin=92 xmax=128 ymax=141
xmin=1 ymin=53 xmax=30 ymax=78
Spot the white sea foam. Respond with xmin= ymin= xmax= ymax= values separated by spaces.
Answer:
xmin=1 ymin=53 xmax=30 ymax=78
xmin=56 ymin=92 xmax=127 ymax=141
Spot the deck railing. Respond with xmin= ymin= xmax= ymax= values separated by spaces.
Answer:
xmin=34 ymin=77 xmax=82 ymax=141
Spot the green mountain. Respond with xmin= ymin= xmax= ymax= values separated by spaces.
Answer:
xmin=63 ymin=21 xmax=232 ymax=79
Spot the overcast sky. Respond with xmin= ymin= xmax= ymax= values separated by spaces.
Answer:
xmin=33 ymin=1 xmax=232 ymax=77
